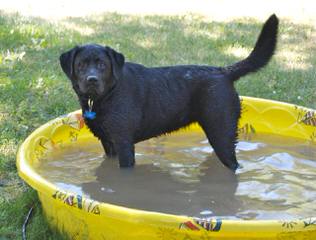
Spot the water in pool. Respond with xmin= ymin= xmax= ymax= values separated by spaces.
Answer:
xmin=35 ymin=131 xmax=316 ymax=220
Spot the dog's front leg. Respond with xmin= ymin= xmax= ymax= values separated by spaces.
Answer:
xmin=101 ymin=140 xmax=117 ymax=158
xmin=114 ymin=140 xmax=135 ymax=168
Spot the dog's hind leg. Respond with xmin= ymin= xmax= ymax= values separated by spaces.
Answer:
xmin=197 ymin=93 xmax=240 ymax=171
xmin=199 ymin=116 xmax=239 ymax=171
xmin=114 ymin=140 xmax=135 ymax=168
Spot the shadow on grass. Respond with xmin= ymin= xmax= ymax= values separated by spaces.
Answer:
xmin=0 ymin=11 xmax=315 ymax=239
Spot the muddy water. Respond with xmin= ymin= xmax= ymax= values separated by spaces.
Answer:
xmin=35 ymin=132 xmax=316 ymax=220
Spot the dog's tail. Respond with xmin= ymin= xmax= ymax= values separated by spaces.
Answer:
xmin=223 ymin=14 xmax=278 ymax=81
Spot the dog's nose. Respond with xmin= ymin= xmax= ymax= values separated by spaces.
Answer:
xmin=87 ymin=76 xmax=98 ymax=83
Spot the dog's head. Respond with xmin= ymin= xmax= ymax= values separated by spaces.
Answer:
xmin=60 ymin=44 xmax=125 ymax=99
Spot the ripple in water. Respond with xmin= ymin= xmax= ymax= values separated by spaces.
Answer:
xmin=35 ymin=132 xmax=316 ymax=220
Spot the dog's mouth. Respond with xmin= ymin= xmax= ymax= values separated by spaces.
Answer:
xmin=78 ymin=81 xmax=111 ymax=100
xmin=84 ymin=84 xmax=103 ymax=96
xmin=84 ymin=86 xmax=104 ymax=100
xmin=87 ymin=85 xmax=97 ymax=93
xmin=86 ymin=90 xmax=101 ymax=100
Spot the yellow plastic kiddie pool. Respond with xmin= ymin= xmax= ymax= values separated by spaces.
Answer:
xmin=17 ymin=97 xmax=316 ymax=240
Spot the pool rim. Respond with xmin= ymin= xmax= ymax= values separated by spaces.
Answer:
xmin=16 ymin=96 xmax=316 ymax=235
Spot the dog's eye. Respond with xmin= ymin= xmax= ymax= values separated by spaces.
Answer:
xmin=97 ymin=62 xmax=106 ymax=69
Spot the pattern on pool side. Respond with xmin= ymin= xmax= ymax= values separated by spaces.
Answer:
xmin=52 ymin=112 xmax=85 ymax=130
xmin=303 ymin=218 xmax=316 ymax=228
xmin=239 ymin=98 xmax=316 ymax=143
xmin=237 ymin=123 xmax=256 ymax=140
xmin=296 ymin=106 xmax=316 ymax=127
xmin=179 ymin=219 xmax=222 ymax=232
xmin=52 ymin=189 xmax=100 ymax=215
xmin=179 ymin=221 xmax=200 ymax=231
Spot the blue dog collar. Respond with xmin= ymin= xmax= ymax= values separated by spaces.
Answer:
xmin=84 ymin=110 xmax=96 ymax=120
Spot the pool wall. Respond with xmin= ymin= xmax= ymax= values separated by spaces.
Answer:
xmin=17 ymin=97 xmax=316 ymax=240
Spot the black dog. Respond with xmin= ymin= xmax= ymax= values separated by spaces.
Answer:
xmin=60 ymin=14 xmax=278 ymax=172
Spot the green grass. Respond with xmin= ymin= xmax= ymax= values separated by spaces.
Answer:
xmin=0 ymin=11 xmax=315 ymax=239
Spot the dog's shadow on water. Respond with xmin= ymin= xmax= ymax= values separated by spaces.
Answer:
xmin=81 ymin=153 xmax=241 ymax=217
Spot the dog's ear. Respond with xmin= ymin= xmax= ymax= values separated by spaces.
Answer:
xmin=105 ymin=46 xmax=125 ymax=80
xmin=60 ymin=46 xmax=80 ymax=80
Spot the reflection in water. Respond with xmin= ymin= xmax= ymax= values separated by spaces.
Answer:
xmin=82 ymin=155 xmax=239 ymax=217
xmin=36 ymin=132 xmax=316 ymax=219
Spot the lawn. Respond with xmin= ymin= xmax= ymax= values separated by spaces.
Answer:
xmin=0 ymin=11 xmax=315 ymax=239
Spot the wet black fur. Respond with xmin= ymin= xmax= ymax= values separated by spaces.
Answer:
xmin=60 ymin=14 xmax=278 ymax=171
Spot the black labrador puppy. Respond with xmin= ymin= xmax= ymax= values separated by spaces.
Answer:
xmin=60 ymin=14 xmax=278 ymax=172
